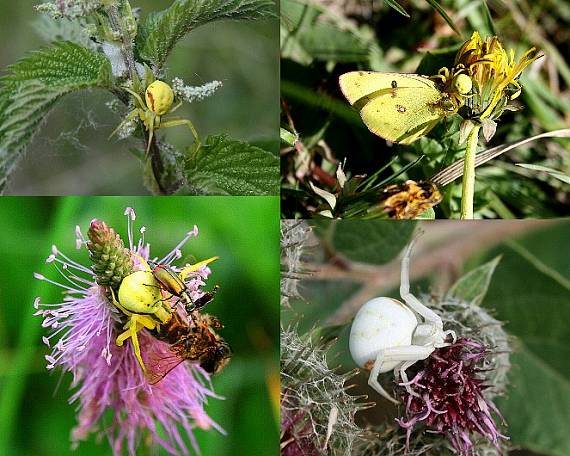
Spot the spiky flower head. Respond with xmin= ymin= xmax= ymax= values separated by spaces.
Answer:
xmin=280 ymin=327 xmax=373 ymax=455
xmin=87 ymin=219 xmax=133 ymax=289
xmin=454 ymin=31 xmax=541 ymax=120
xmin=396 ymin=338 xmax=507 ymax=455
xmin=34 ymin=207 xmax=224 ymax=455
xmin=280 ymin=220 xmax=313 ymax=308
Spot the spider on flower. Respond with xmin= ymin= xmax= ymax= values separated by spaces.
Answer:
xmin=349 ymin=234 xmax=456 ymax=404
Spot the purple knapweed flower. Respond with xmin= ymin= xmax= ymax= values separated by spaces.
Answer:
xmin=34 ymin=207 xmax=224 ymax=455
xmin=396 ymin=338 xmax=507 ymax=455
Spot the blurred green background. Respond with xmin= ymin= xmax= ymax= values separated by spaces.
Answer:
xmin=0 ymin=196 xmax=279 ymax=455
xmin=0 ymin=0 xmax=278 ymax=194
xmin=283 ymin=219 xmax=570 ymax=455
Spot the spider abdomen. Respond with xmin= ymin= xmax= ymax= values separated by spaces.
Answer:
xmin=349 ymin=297 xmax=418 ymax=372
xmin=145 ymin=80 xmax=174 ymax=115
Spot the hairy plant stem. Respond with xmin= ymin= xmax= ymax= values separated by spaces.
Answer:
xmin=104 ymin=3 xmax=137 ymax=82
xmin=105 ymin=2 xmax=170 ymax=194
xmin=460 ymin=124 xmax=481 ymax=219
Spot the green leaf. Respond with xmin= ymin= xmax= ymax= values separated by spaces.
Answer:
xmin=415 ymin=207 xmax=436 ymax=219
xmin=482 ymin=228 xmax=570 ymax=455
xmin=516 ymin=163 xmax=570 ymax=185
xmin=384 ymin=0 xmax=410 ymax=17
xmin=312 ymin=220 xmax=416 ymax=264
xmin=0 ymin=42 xmax=112 ymax=193
xmin=447 ymin=256 xmax=501 ymax=306
xmin=184 ymin=135 xmax=279 ymax=195
xmin=425 ymin=0 xmax=461 ymax=36
xmin=480 ymin=0 xmax=497 ymax=36
xmin=136 ymin=0 xmax=275 ymax=68
xmin=281 ymin=0 xmax=371 ymax=63
xmin=280 ymin=127 xmax=297 ymax=146
xmin=500 ymin=350 xmax=570 ymax=456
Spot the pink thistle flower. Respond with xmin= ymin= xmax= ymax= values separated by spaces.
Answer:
xmin=396 ymin=338 xmax=508 ymax=456
xmin=34 ymin=208 xmax=224 ymax=455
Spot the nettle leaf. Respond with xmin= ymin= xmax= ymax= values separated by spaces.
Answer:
xmin=184 ymin=135 xmax=279 ymax=195
xmin=136 ymin=0 xmax=275 ymax=68
xmin=0 ymin=42 xmax=112 ymax=193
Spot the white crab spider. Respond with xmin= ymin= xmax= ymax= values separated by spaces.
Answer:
xmin=349 ymin=235 xmax=456 ymax=404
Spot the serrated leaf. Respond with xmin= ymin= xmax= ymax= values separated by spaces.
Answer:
xmin=498 ymin=350 xmax=570 ymax=456
xmin=136 ymin=0 xmax=275 ymax=68
xmin=447 ymin=256 xmax=501 ymax=306
xmin=184 ymin=135 xmax=279 ymax=195
xmin=0 ymin=42 xmax=112 ymax=193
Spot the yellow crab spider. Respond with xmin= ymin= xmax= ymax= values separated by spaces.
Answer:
xmin=111 ymin=80 xmax=201 ymax=154
xmin=108 ymin=255 xmax=219 ymax=372
xmin=349 ymin=235 xmax=456 ymax=404
xmin=109 ymin=259 xmax=174 ymax=371
xmin=430 ymin=64 xmax=473 ymax=114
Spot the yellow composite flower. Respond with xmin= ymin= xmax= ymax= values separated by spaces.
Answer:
xmin=454 ymin=31 xmax=542 ymax=119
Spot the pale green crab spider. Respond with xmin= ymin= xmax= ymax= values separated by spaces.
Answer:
xmin=110 ymin=80 xmax=201 ymax=154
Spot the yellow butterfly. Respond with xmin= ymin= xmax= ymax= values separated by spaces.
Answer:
xmin=339 ymin=71 xmax=472 ymax=145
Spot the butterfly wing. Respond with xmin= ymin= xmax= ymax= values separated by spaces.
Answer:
xmin=339 ymin=71 xmax=436 ymax=105
xmin=339 ymin=72 xmax=446 ymax=144
xmin=360 ymin=87 xmax=445 ymax=144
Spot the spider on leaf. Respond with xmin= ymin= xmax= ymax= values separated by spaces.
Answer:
xmin=111 ymin=80 xmax=200 ymax=154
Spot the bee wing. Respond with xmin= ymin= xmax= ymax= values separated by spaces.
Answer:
xmin=145 ymin=348 xmax=186 ymax=385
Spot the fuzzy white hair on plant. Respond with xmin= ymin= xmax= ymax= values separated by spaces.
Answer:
xmin=349 ymin=234 xmax=456 ymax=404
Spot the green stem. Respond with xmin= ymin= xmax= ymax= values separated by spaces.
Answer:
xmin=460 ymin=124 xmax=481 ymax=219
xmin=105 ymin=2 xmax=170 ymax=194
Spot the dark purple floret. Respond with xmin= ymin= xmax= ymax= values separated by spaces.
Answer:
xmin=396 ymin=338 xmax=507 ymax=455
xmin=280 ymin=401 xmax=322 ymax=456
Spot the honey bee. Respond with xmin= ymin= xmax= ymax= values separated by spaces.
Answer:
xmin=146 ymin=307 xmax=231 ymax=384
